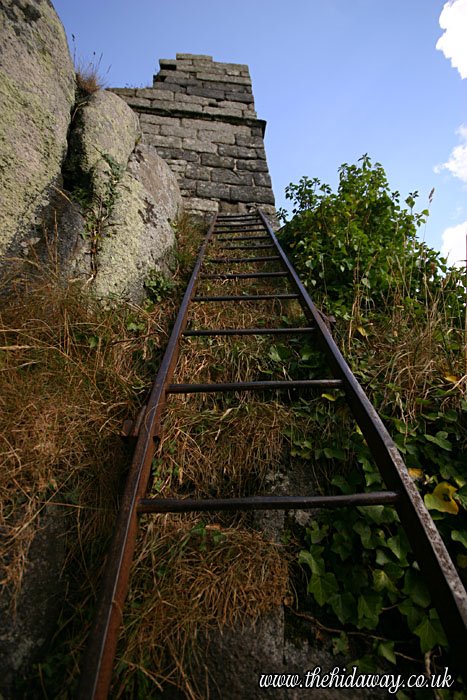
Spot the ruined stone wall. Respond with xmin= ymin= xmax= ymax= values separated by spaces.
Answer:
xmin=110 ymin=53 xmax=275 ymax=216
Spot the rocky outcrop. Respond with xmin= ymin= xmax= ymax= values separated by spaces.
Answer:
xmin=0 ymin=0 xmax=75 ymax=257
xmin=64 ymin=89 xmax=141 ymax=199
xmin=89 ymin=143 xmax=180 ymax=301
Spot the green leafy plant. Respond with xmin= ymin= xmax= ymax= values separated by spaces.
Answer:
xmin=72 ymin=150 xmax=125 ymax=276
xmin=144 ymin=269 xmax=175 ymax=303
xmin=279 ymin=156 xmax=467 ymax=673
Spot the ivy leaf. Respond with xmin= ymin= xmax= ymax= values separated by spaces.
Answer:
xmin=373 ymin=569 xmax=398 ymax=594
xmin=424 ymin=482 xmax=459 ymax=515
xmin=398 ymin=599 xmax=425 ymax=632
xmin=331 ymin=532 xmax=353 ymax=560
xmin=298 ymin=548 xmax=324 ymax=576
xmin=332 ymin=632 xmax=349 ymax=656
xmin=455 ymin=484 xmax=467 ymax=509
xmin=402 ymin=568 xmax=431 ymax=608
xmin=357 ymin=592 xmax=383 ymax=629
xmin=414 ymin=609 xmax=448 ymax=653
xmin=329 ymin=592 xmax=357 ymax=625
xmin=308 ymin=572 xmax=339 ymax=606
xmin=387 ymin=534 xmax=409 ymax=563
xmin=353 ymin=520 xmax=373 ymax=548
xmin=323 ymin=447 xmax=346 ymax=460
xmin=331 ymin=475 xmax=353 ymax=494
xmin=377 ymin=640 xmax=396 ymax=664
xmin=306 ymin=521 xmax=328 ymax=544
xmin=424 ymin=434 xmax=452 ymax=451
xmin=451 ymin=530 xmax=467 ymax=549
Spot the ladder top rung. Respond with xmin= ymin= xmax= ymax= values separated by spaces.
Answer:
xmin=219 ymin=244 xmax=275 ymax=250
xmin=201 ymin=271 xmax=288 ymax=279
xmin=138 ymin=491 xmax=401 ymax=514
xmin=205 ymin=256 xmax=281 ymax=264
xmin=192 ymin=293 xmax=300 ymax=302
xmin=183 ymin=327 xmax=315 ymax=336
xmin=167 ymin=379 xmax=343 ymax=394
xmin=214 ymin=230 xmax=266 ymax=236
xmin=216 ymin=236 xmax=271 ymax=242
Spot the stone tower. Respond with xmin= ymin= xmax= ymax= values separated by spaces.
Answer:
xmin=110 ymin=53 xmax=275 ymax=216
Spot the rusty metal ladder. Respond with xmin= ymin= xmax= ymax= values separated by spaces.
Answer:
xmin=78 ymin=209 xmax=467 ymax=698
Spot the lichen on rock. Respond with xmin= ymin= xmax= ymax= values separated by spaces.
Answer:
xmin=0 ymin=0 xmax=76 ymax=257
xmin=91 ymin=144 xmax=182 ymax=302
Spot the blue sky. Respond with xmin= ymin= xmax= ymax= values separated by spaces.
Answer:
xmin=53 ymin=0 xmax=467 ymax=265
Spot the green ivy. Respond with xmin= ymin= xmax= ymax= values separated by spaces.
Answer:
xmin=279 ymin=156 xmax=467 ymax=673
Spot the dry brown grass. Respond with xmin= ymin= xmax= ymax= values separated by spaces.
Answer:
xmin=75 ymin=53 xmax=107 ymax=96
xmin=0 ymin=266 xmax=172 ymax=599
xmin=113 ymin=515 xmax=289 ymax=699
xmin=156 ymin=397 xmax=292 ymax=498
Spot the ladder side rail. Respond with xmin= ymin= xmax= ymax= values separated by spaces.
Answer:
xmin=77 ymin=215 xmax=218 ymax=700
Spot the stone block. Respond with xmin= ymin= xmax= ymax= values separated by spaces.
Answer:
xmin=179 ymin=178 xmax=197 ymax=194
xmin=177 ymin=93 xmax=212 ymax=106
xmin=185 ymin=164 xmax=211 ymax=181
xmin=146 ymin=134 xmax=183 ymax=149
xmin=236 ymin=134 xmax=263 ymax=147
xmin=141 ymin=124 xmax=161 ymax=136
xmin=200 ymin=153 xmax=235 ymax=169
xmin=110 ymin=88 xmax=136 ymax=97
xmin=252 ymin=187 xmax=275 ymax=204
xmin=164 ymin=74 xmax=198 ymax=87
xmin=197 ymin=128 xmax=235 ymax=145
xmin=187 ymin=197 xmax=218 ymax=213
xmin=160 ymin=124 xmax=197 ymax=138
xmin=182 ymin=137 xmax=217 ymax=153
xmin=155 ymin=147 xmax=199 ymax=162
xmin=203 ymin=106 xmax=244 ymax=118
xmin=211 ymin=169 xmax=253 ymax=186
xmin=155 ymin=82 xmax=186 ymax=94
xmin=218 ymin=145 xmax=257 ymax=159
xmin=159 ymin=59 xmax=177 ymax=70
xmin=197 ymin=181 xmax=230 ymax=199
xmin=229 ymin=186 xmax=275 ymax=205
xmin=225 ymin=92 xmax=254 ymax=104
xmin=197 ymin=72 xmax=251 ymax=86
xmin=236 ymin=159 xmax=269 ymax=172
xmin=256 ymin=147 xmax=267 ymax=160
xmin=150 ymin=90 xmax=175 ymax=102
xmin=187 ymin=86 xmax=226 ymax=100
xmin=127 ymin=97 xmax=152 ymax=108
xmin=177 ymin=53 xmax=213 ymax=61
xmin=254 ymin=172 xmax=272 ymax=187
xmin=180 ymin=117 xmax=207 ymax=131
xmin=139 ymin=114 xmax=181 ymax=127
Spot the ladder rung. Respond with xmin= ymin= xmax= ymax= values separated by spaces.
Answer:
xmin=219 ymin=244 xmax=275 ymax=250
xmin=167 ymin=379 xmax=343 ymax=394
xmin=217 ymin=236 xmax=271 ymax=242
xmin=193 ymin=293 xmax=300 ymax=302
xmin=205 ymin=256 xmax=281 ymax=264
xmin=183 ymin=327 xmax=315 ymax=336
xmin=213 ymin=228 xmax=265 ymax=234
xmin=216 ymin=215 xmax=260 ymax=220
xmin=201 ymin=272 xmax=288 ymax=279
xmin=138 ymin=491 xmax=401 ymax=514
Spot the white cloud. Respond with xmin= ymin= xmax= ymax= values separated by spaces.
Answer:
xmin=434 ymin=124 xmax=467 ymax=183
xmin=441 ymin=221 xmax=467 ymax=267
xmin=436 ymin=0 xmax=467 ymax=79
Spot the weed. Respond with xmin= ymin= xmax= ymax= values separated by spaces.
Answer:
xmin=71 ymin=35 xmax=109 ymax=98
xmin=144 ymin=270 xmax=174 ymax=303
